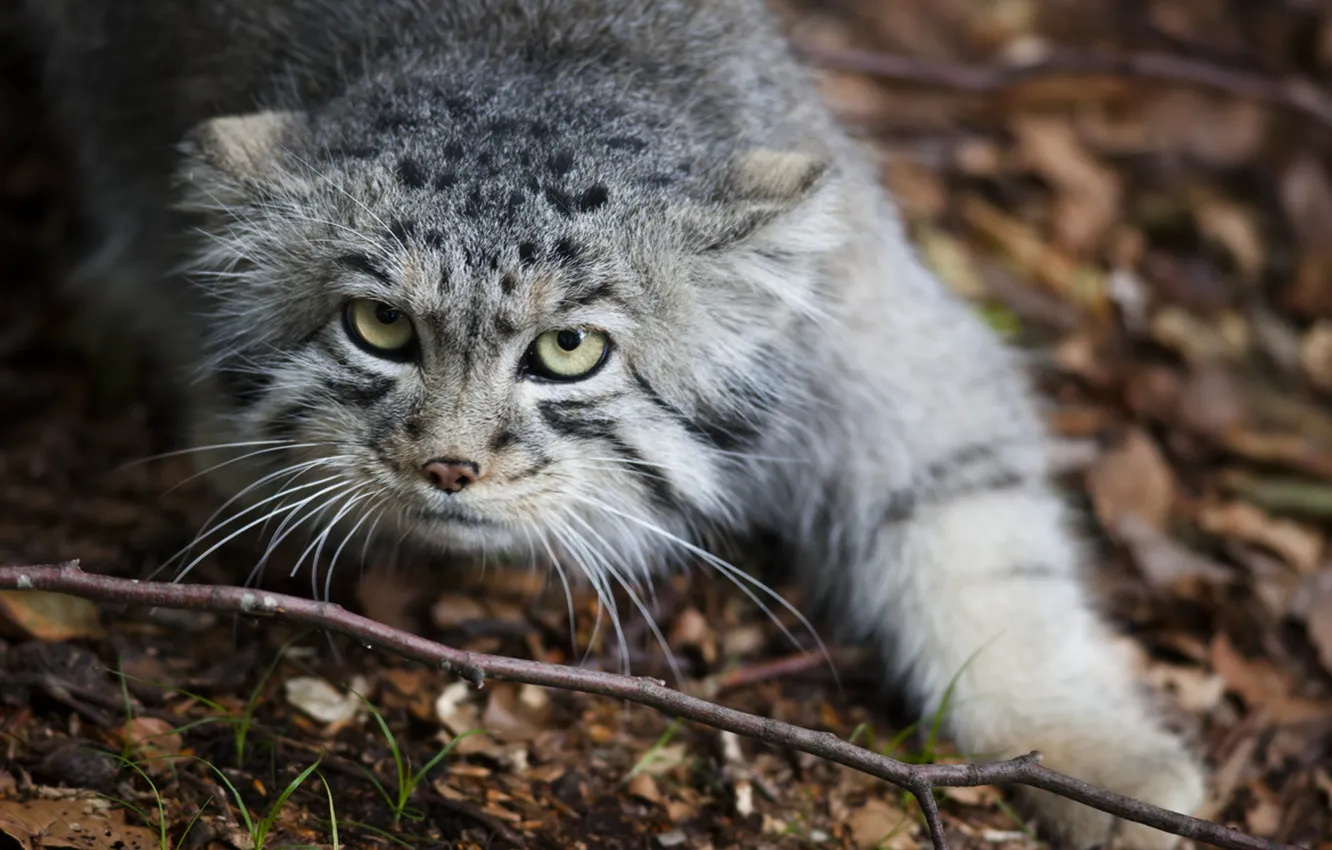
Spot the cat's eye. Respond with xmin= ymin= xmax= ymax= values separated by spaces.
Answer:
xmin=343 ymin=299 xmax=417 ymax=360
xmin=526 ymin=328 xmax=610 ymax=381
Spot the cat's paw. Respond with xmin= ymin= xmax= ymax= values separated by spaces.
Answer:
xmin=1010 ymin=730 xmax=1205 ymax=850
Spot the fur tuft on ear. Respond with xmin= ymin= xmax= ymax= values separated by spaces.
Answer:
xmin=189 ymin=110 xmax=303 ymax=182
xmin=683 ymin=147 xmax=835 ymax=253
xmin=726 ymin=148 xmax=829 ymax=207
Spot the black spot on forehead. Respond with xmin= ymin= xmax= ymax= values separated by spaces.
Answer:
xmin=506 ymin=190 xmax=526 ymax=217
xmin=424 ymin=230 xmax=446 ymax=250
xmin=551 ymin=238 xmax=584 ymax=265
xmin=576 ymin=185 xmax=610 ymax=213
xmin=441 ymin=96 xmax=477 ymax=119
xmin=604 ymin=136 xmax=648 ymax=152
xmin=395 ymin=156 xmax=429 ymax=189
xmin=499 ymin=273 xmax=518 ymax=294
xmin=433 ymin=171 xmax=458 ymax=190
xmin=374 ymin=112 xmax=418 ymax=132
xmin=518 ymin=242 xmax=540 ymax=266
xmin=443 ymin=142 xmax=465 ymax=161
xmin=488 ymin=117 xmax=522 ymax=134
xmin=548 ymin=150 xmax=575 ymax=176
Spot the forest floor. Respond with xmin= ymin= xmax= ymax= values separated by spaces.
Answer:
xmin=2 ymin=1 xmax=1332 ymax=848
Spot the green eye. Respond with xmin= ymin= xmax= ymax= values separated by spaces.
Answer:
xmin=343 ymin=299 xmax=417 ymax=360
xmin=526 ymin=328 xmax=610 ymax=380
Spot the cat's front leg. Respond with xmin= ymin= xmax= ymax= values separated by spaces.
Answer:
xmin=824 ymin=476 xmax=1205 ymax=849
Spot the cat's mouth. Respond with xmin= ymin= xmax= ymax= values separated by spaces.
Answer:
xmin=411 ymin=504 xmax=499 ymax=528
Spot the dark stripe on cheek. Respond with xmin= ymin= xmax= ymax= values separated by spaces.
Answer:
xmin=321 ymin=375 xmax=394 ymax=408
xmin=631 ymin=368 xmax=762 ymax=453
xmin=536 ymin=397 xmax=681 ymax=511
xmin=605 ymin=436 xmax=678 ymax=511
xmin=537 ymin=400 xmax=617 ymax=441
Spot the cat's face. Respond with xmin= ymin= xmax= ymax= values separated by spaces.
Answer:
xmin=173 ymin=92 xmax=837 ymax=575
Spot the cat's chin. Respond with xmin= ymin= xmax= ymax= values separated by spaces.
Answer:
xmin=406 ymin=511 xmax=526 ymax=555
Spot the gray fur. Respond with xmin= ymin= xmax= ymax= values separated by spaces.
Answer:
xmin=23 ymin=1 xmax=1205 ymax=845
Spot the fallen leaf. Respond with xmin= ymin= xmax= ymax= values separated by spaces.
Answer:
xmin=430 ymin=593 xmax=488 ymax=630
xmin=1144 ymin=663 xmax=1227 ymax=713
xmin=481 ymin=682 xmax=548 ymax=743
xmin=1014 ymin=115 xmax=1121 ymax=253
xmin=284 ymin=675 xmax=367 ymax=726
xmin=668 ymin=607 xmax=717 ymax=664
xmin=114 ymin=717 xmax=183 ymax=772
xmin=1197 ymin=501 xmax=1324 ymax=574
xmin=1086 ymin=428 xmax=1176 ymax=533
xmin=1306 ymin=581 xmax=1332 ymax=677
xmin=1300 ymin=321 xmax=1332 ymax=391
xmin=1209 ymin=633 xmax=1327 ymax=723
xmin=0 ymin=590 xmax=102 ymax=641
xmin=0 ymin=795 xmax=157 ymax=849
xmin=848 ymin=797 xmax=910 ymax=850
xmin=1190 ymin=187 xmax=1264 ymax=282
xmin=1115 ymin=515 xmax=1232 ymax=589
xmin=627 ymin=772 xmax=662 ymax=804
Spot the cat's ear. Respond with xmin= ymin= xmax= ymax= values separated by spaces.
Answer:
xmin=726 ymin=148 xmax=829 ymax=208
xmin=687 ymin=147 xmax=835 ymax=251
xmin=190 ymin=110 xmax=304 ymax=181
xmin=177 ymin=110 xmax=313 ymax=206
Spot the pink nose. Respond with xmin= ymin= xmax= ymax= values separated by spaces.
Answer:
xmin=422 ymin=459 xmax=479 ymax=493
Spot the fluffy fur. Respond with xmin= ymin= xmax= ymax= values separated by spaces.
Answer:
xmin=22 ymin=1 xmax=1205 ymax=845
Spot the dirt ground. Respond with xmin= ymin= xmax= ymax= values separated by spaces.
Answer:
xmin=3 ymin=1 xmax=1332 ymax=848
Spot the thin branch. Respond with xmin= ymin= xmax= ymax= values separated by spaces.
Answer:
xmin=0 ymin=563 xmax=1302 ymax=850
xmin=795 ymin=44 xmax=1332 ymax=129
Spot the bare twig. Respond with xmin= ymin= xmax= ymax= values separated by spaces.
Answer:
xmin=0 ymin=563 xmax=1302 ymax=850
xmin=795 ymin=45 xmax=1332 ymax=129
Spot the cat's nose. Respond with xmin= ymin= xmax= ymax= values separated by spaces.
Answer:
xmin=422 ymin=459 xmax=480 ymax=493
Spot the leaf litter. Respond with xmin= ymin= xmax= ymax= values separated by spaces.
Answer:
xmin=4 ymin=0 xmax=1332 ymax=847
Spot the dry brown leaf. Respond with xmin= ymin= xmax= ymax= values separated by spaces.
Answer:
xmin=1209 ymin=633 xmax=1327 ymax=724
xmin=1086 ymin=428 xmax=1176 ymax=533
xmin=668 ymin=606 xmax=718 ymax=664
xmin=0 ymin=796 xmax=158 ymax=850
xmin=1014 ymin=115 xmax=1121 ymax=253
xmin=1191 ymin=189 xmax=1264 ymax=282
xmin=1300 ymin=321 xmax=1332 ymax=391
xmin=430 ymin=593 xmax=488 ymax=630
xmin=960 ymin=194 xmax=1109 ymax=318
xmin=1115 ymin=515 xmax=1232 ymax=590
xmin=1197 ymin=501 xmax=1324 ymax=574
xmin=627 ymin=772 xmax=662 ymax=804
xmin=1280 ymin=156 xmax=1332 ymax=249
xmin=1306 ymin=582 xmax=1332 ymax=677
xmin=481 ymin=682 xmax=549 ymax=743
xmin=115 ymin=717 xmax=183 ymax=772
xmin=0 ymin=590 xmax=102 ymax=642
xmin=848 ymin=797 xmax=911 ymax=850
xmin=1150 ymin=307 xmax=1250 ymax=365
xmin=1144 ymin=662 xmax=1227 ymax=713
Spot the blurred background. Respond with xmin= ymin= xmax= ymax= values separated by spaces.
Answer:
xmin=1 ymin=1 xmax=1330 ymax=847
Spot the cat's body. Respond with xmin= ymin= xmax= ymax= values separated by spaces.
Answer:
xmin=19 ymin=1 xmax=1204 ymax=845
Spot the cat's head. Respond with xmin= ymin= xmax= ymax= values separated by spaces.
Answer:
xmin=171 ymin=74 xmax=844 ymax=573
